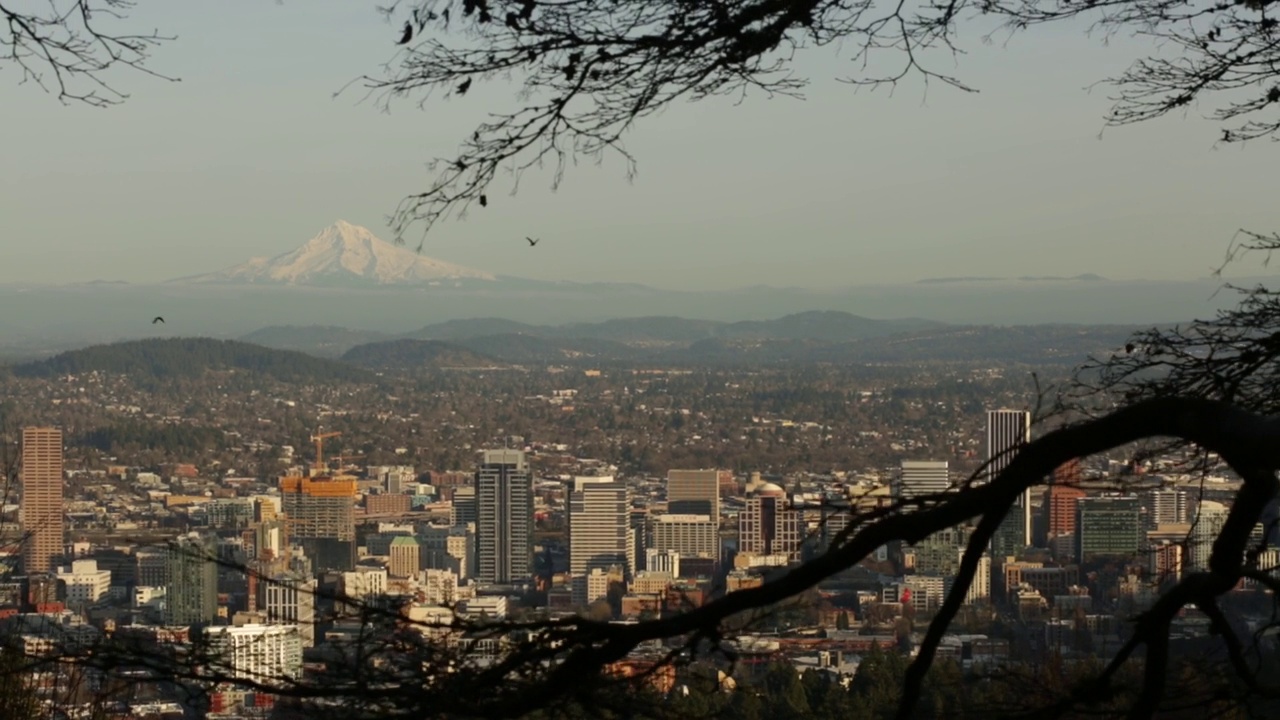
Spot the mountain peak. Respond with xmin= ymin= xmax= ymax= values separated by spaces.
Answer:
xmin=172 ymin=221 xmax=495 ymax=286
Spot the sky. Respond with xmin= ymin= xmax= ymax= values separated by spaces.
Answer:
xmin=0 ymin=1 xmax=1275 ymax=291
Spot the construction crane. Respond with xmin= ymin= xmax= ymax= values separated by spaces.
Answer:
xmin=332 ymin=450 xmax=365 ymax=472
xmin=310 ymin=431 xmax=342 ymax=474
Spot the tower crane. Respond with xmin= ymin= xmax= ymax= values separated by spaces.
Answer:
xmin=309 ymin=431 xmax=342 ymax=474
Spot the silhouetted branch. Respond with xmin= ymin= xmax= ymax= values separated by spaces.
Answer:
xmin=0 ymin=0 xmax=174 ymax=106
xmin=357 ymin=0 xmax=1280 ymax=240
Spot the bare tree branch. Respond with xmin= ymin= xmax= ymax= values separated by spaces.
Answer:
xmin=0 ymin=0 xmax=175 ymax=106
xmin=351 ymin=0 xmax=1280 ymax=241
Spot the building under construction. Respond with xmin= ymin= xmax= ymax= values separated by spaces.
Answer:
xmin=279 ymin=432 xmax=358 ymax=572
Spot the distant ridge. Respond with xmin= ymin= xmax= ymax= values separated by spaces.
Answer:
xmin=170 ymin=220 xmax=495 ymax=287
xmin=241 ymin=311 xmax=947 ymax=357
xmin=339 ymin=323 xmax=1141 ymax=367
xmin=12 ymin=338 xmax=369 ymax=383
xmin=409 ymin=310 xmax=945 ymax=344
xmin=918 ymin=273 xmax=1108 ymax=284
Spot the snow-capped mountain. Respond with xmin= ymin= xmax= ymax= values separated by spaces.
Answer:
xmin=172 ymin=220 xmax=496 ymax=286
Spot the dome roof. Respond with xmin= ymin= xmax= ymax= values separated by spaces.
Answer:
xmin=755 ymin=482 xmax=786 ymax=497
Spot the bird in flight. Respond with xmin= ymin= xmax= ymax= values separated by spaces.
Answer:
xmin=526 ymin=236 xmax=540 ymax=247
xmin=152 ymin=316 xmax=165 ymax=324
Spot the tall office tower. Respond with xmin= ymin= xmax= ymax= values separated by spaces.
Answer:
xmin=569 ymin=478 xmax=636 ymax=579
xmin=1045 ymin=485 xmax=1087 ymax=540
xmin=897 ymin=461 xmax=951 ymax=504
xmin=666 ymin=469 xmax=721 ymax=522
xmin=1189 ymin=500 xmax=1230 ymax=571
xmin=165 ymin=534 xmax=219 ymax=626
xmin=262 ymin=574 xmax=317 ymax=647
xmin=20 ymin=427 xmax=64 ymax=575
xmin=986 ymin=409 xmax=1032 ymax=558
xmin=630 ymin=509 xmax=650 ymax=571
xmin=1075 ymin=495 xmax=1143 ymax=563
xmin=739 ymin=483 xmax=801 ymax=563
xmin=280 ymin=476 xmax=357 ymax=572
xmin=452 ymin=486 xmax=478 ymax=526
xmin=649 ymin=515 xmax=719 ymax=565
xmin=476 ymin=450 xmax=533 ymax=585
xmin=1144 ymin=488 xmax=1188 ymax=530
xmin=389 ymin=536 xmax=421 ymax=578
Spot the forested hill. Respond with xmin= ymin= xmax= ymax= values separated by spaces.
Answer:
xmin=11 ymin=338 xmax=369 ymax=383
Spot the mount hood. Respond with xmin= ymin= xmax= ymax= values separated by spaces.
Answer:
xmin=171 ymin=220 xmax=496 ymax=287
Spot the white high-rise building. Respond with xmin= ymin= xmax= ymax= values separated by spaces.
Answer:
xmin=569 ymin=477 xmax=636 ymax=578
xmin=645 ymin=549 xmax=680 ymax=577
xmin=570 ymin=477 xmax=634 ymax=606
xmin=262 ymin=575 xmax=317 ymax=647
xmin=649 ymin=515 xmax=719 ymax=563
xmin=1145 ymin=488 xmax=1188 ymax=529
xmin=986 ymin=409 xmax=1032 ymax=557
xmin=897 ymin=461 xmax=951 ymax=504
xmin=204 ymin=624 xmax=303 ymax=684
xmin=342 ymin=566 xmax=387 ymax=597
xmin=421 ymin=569 xmax=460 ymax=606
xmin=1189 ymin=500 xmax=1230 ymax=571
xmin=55 ymin=559 xmax=111 ymax=609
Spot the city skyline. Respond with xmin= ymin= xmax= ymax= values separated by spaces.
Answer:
xmin=0 ymin=0 xmax=1275 ymax=711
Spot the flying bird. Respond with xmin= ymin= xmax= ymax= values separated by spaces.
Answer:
xmin=456 ymin=78 xmax=473 ymax=95
xmin=398 ymin=21 xmax=413 ymax=45
xmin=526 ymin=236 xmax=540 ymax=247
xmin=152 ymin=316 xmax=165 ymax=324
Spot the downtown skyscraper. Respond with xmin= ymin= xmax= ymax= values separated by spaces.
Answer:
xmin=569 ymin=477 xmax=634 ymax=577
xmin=476 ymin=449 xmax=533 ymax=585
xmin=665 ymin=469 xmax=721 ymax=521
xmin=20 ymin=427 xmax=64 ymax=575
xmin=986 ymin=409 xmax=1032 ymax=559
xmin=569 ymin=477 xmax=634 ymax=605
xmin=897 ymin=460 xmax=951 ymax=504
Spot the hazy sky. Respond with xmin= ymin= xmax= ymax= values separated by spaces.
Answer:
xmin=0 ymin=2 xmax=1274 ymax=291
